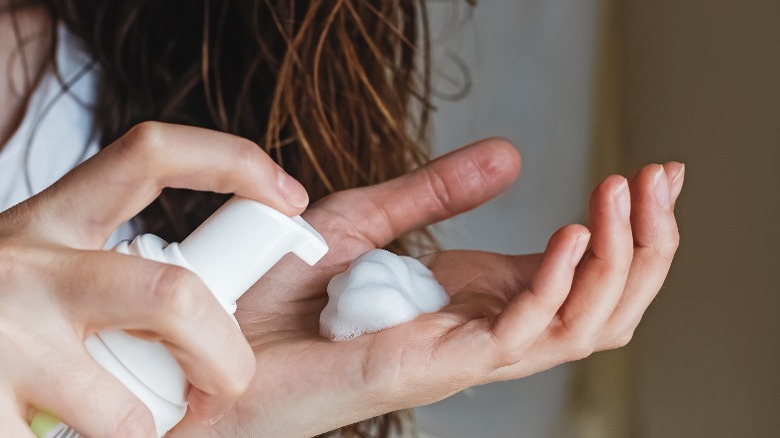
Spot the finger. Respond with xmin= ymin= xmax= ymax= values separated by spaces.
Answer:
xmin=57 ymin=250 xmax=255 ymax=423
xmin=598 ymin=163 xmax=682 ymax=349
xmin=555 ymin=175 xmax=634 ymax=342
xmin=0 ymin=393 xmax=35 ymax=438
xmin=24 ymin=346 xmax=155 ymax=438
xmin=34 ymin=122 xmax=308 ymax=247
xmin=311 ymin=137 xmax=521 ymax=249
xmin=250 ymin=138 xmax=522 ymax=305
xmin=488 ymin=224 xmax=590 ymax=364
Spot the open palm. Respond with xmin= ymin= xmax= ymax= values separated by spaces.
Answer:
xmin=170 ymin=138 xmax=683 ymax=437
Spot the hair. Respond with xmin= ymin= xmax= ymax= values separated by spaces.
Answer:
xmin=47 ymin=0 xmax=443 ymax=249
xmin=10 ymin=0 xmax=473 ymax=435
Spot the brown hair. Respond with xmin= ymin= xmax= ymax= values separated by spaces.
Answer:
xmin=48 ymin=0 xmax=440 ymax=249
xmin=15 ymin=0 xmax=472 ymax=435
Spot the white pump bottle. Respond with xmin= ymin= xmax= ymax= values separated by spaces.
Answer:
xmin=32 ymin=197 xmax=328 ymax=437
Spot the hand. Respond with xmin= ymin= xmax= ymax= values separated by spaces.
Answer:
xmin=169 ymin=138 xmax=683 ymax=437
xmin=0 ymin=122 xmax=309 ymax=436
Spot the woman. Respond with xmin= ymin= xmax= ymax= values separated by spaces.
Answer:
xmin=0 ymin=1 xmax=684 ymax=437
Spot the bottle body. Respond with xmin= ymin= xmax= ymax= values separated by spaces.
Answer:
xmin=31 ymin=197 xmax=329 ymax=437
xmin=36 ymin=236 xmax=197 ymax=437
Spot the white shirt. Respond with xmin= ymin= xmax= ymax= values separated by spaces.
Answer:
xmin=0 ymin=26 xmax=135 ymax=246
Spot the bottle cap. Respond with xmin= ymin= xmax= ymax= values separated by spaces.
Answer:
xmin=177 ymin=197 xmax=328 ymax=309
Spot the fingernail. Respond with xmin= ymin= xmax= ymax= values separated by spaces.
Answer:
xmin=572 ymin=232 xmax=591 ymax=266
xmin=653 ymin=165 xmax=671 ymax=209
xmin=277 ymin=170 xmax=309 ymax=209
xmin=613 ymin=178 xmax=630 ymax=220
xmin=670 ymin=163 xmax=685 ymax=203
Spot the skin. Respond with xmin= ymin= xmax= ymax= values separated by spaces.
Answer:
xmin=0 ymin=122 xmax=309 ymax=437
xmin=2 ymin=6 xmax=683 ymax=436
xmin=169 ymin=138 xmax=684 ymax=437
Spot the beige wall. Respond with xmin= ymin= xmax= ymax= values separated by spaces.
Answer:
xmin=418 ymin=1 xmax=602 ymax=436
xmin=624 ymin=1 xmax=780 ymax=436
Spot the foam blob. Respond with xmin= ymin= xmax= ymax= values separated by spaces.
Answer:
xmin=320 ymin=249 xmax=450 ymax=341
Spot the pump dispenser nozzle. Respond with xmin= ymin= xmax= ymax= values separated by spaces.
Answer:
xmin=178 ymin=197 xmax=328 ymax=310
xmin=32 ymin=197 xmax=328 ymax=438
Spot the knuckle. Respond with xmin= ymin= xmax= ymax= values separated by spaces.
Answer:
xmin=125 ymin=121 xmax=167 ymax=162
xmin=234 ymin=138 xmax=263 ymax=166
xmin=567 ymin=338 xmax=596 ymax=361
xmin=665 ymin=228 xmax=681 ymax=252
xmin=609 ymin=332 xmax=634 ymax=350
xmin=494 ymin=348 xmax=524 ymax=369
xmin=232 ymin=139 xmax=267 ymax=178
xmin=147 ymin=265 xmax=203 ymax=325
xmin=488 ymin=331 xmax=526 ymax=368
xmin=424 ymin=167 xmax=454 ymax=214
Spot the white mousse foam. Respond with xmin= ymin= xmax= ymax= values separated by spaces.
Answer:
xmin=320 ymin=249 xmax=450 ymax=341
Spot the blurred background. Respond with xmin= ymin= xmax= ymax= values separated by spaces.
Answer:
xmin=414 ymin=1 xmax=780 ymax=437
